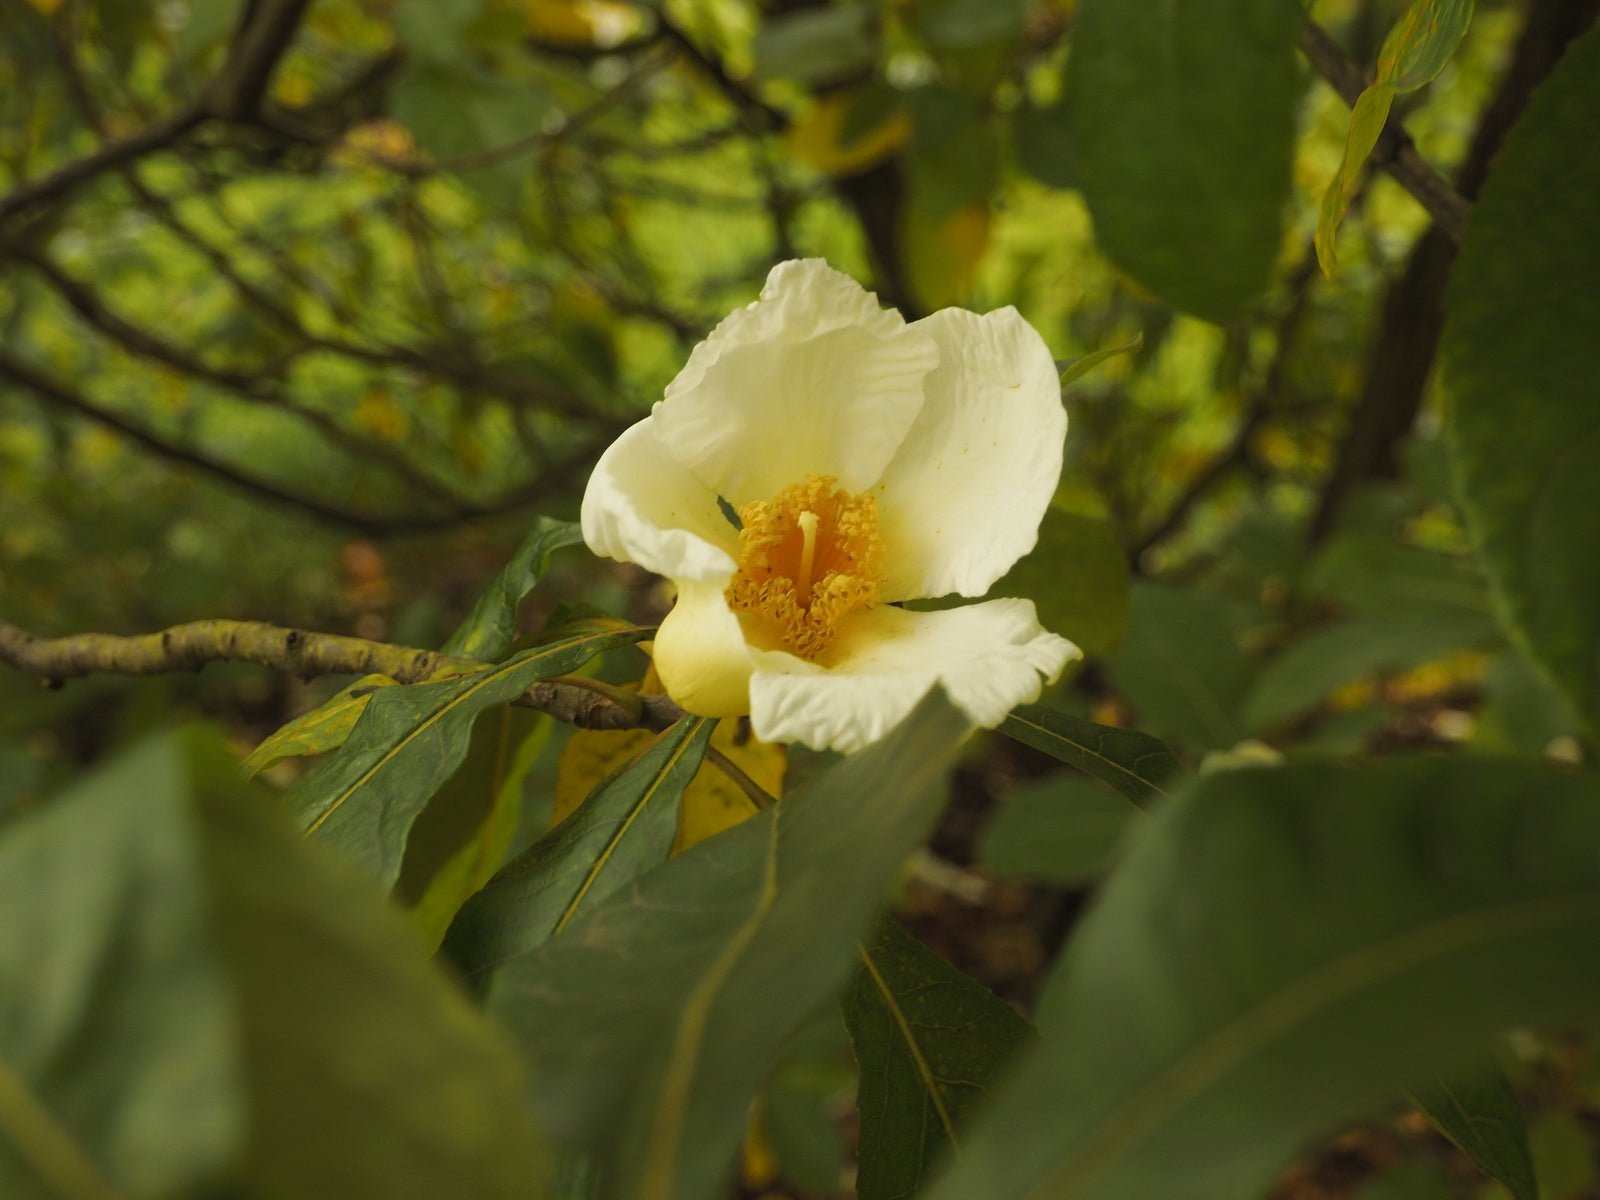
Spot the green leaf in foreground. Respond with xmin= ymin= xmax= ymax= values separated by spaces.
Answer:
xmin=486 ymin=692 xmax=971 ymax=1200
xmin=0 ymin=738 xmax=240 ymax=1200
xmin=929 ymin=757 xmax=1600 ymax=1200
xmin=978 ymin=773 xmax=1142 ymax=885
xmin=999 ymin=705 xmax=1179 ymax=807
xmin=443 ymin=517 xmax=586 ymax=661
xmin=1443 ymin=22 xmax=1600 ymax=733
xmin=994 ymin=509 xmax=1130 ymax=659
xmin=440 ymin=716 xmax=716 ymax=987
xmin=1411 ymin=1062 xmax=1536 ymax=1200
xmin=844 ymin=918 xmax=1031 ymax=1200
xmin=1067 ymin=0 xmax=1302 ymax=319
xmin=292 ymin=628 xmax=644 ymax=887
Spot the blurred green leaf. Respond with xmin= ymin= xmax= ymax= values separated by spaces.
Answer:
xmin=390 ymin=60 xmax=543 ymax=205
xmin=844 ymin=918 xmax=1031 ymax=1200
xmin=292 ymin=629 xmax=644 ymax=887
xmin=242 ymin=674 xmax=396 ymax=776
xmin=439 ymin=715 xmax=715 ymax=988
xmin=1108 ymin=583 xmax=1258 ymax=751
xmin=753 ymin=6 xmax=875 ymax=84
xmin=979 ymin=773 xmax=1142 ymax=885
xmin=999 ymin=705 xmax=1180 ymax=807
xmin=1473 ymin=650 xmax=1580 ymax=756
xmin=1067 ymin=0 xmax=1302 ymax=319
xmin=994 ymin=508 xmax=1130 ymax=658
xmin=443 ymin=518 xmax=586 ymax=660
xmin=1443 ymin=23 xmax=1600 ymax=734
xmin=907 ymin=90 xmax=1001 ymax=220
xmin=399 ymin=707 xmax=551 ymax=950
xmin=1318 ymin=0 xmax=1475 ymax=273
xmin=915 ymin=0 xmax=1030 ymax=50
xmin=1412 ymin=1061 xmax=1536 ymax=1200
xmin=1013 ymin=102 xmax=1075 ymax=189
xmin=929 ymin=757 xmax=1600 ymax=1200
xmin=0 ymin=737 xmax=241 ymax=1200
xmin=1304 ymin=532 xmax=1491 ymax=621
xmin=1242 ymin=611 xmax=1499 ymax=732
xmin=485 ymin=692 xmax=970 ymax=1200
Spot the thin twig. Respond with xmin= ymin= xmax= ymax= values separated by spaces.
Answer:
xmin=1298 ymin=18 xmax=1471 ymax=244
xmin=705 ymin=746 xmax=778 ymax=810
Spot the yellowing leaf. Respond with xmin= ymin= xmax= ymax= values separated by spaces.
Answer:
xmin=354 ymin=387 xmax=410 ymax=441
xmin=553 ymin=719 xmax=785 ymax=855
xmin=1316 ymin=0 xmax=1474 ymax=276
xmin=788 ymin=94 xmax=912 ymax=178
xmin=903 ymin=201 xmax=992 ymax=311
xmin=524 ymin=0 xmax=642 ymax=47
xmin=242 ymin=675 xmax=396 ymax=777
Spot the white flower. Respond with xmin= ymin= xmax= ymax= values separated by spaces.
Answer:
xmin=581 ymin=259 xmax=1081 ymax=753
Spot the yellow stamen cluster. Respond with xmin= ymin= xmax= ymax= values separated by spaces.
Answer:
xmin=725 ymin=474 xmax=884 ymax=660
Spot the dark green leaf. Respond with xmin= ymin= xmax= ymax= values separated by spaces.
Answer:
xmin=1242 ymin=611 xmax=1500 ymax=732
xmin=1443 ymin=23 xmax=1600 ymax=733
xmin=1014 ymin=102 xmax=1075 ymax=189
xmin=999 ymin=706 xmax=1179 ymax=807
xmin=993 ymin=508 xmax=1130 ymax=658
xmin=916 ymin=0 xmax=1030 ymax=50
xmin=929 ymin=757 xmax=1600 ymax=1200
xmin=440 ymin=716 xmax=715 ymax=987
xmin=978 ymin=773 xmax=1142 ymax=884
xmin=486 ymin=692 xmax=971 ymax=1200
xmin=1411 ymin=1061 xmax=1536 ymax=1200
xmin=844 ymin=918 xmax=1031 ymax=1200
xmin=908 ymin=90 xmax=1001 ymax=219
xmin=443 ymin=518 xmax=586 ymax=661
xmin=1108 ymin=582 xmax=1258 ymax=751
xmin=1067 ymin=0 xmax=1302 ymax=319
xmin=753 ymin=6 xmax=875 ymax=84
xmin=1473 ymin=650 xmax=1580 ymax=756
xmin=1303 ymin=533 xmax=1491 ymax=621
xmin=0 ymin=737 xmax=241 ymax=1200
xmin=292 ymin=629 xmax=643 ymax=887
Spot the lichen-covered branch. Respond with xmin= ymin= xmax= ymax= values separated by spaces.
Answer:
xmin=0 ymin=616 xmax=683 ymax=732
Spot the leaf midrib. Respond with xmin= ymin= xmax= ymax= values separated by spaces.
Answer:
xmin=0 ymin=1053 xmax=127 ymax=1200
xmin=1003 ymin=713 xmax=1171 ymax=802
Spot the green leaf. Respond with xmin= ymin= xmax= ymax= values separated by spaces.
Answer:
xmin=241 ymin=674 xmax=396 ymax=776
xmin=1058 ymin=332 xmax=1143 ymax=387
xmin=390 ymin=59 xmax=544 ymax=206
xmin=752 ymin=6 xmax=875 ymax=84
xmin=1443 ymin=23 xmax=1600 ymax=734
xmin=0 ymin=738 xmax=241 ymax=1200
xmin=439 ymin=716 xmax=716 ymax=987
xmin=292 ymin=629 xmax=644 ymax=887
xmin=443 ymin=518 xmax=586 ymax=661
xmin=1303 ymin=532 xmax=1491 ymax=621
xmin=193 ymin=735 xmax=546 ymax=1200
xmin=978 ymin=773 xmax=1142 ymax=884
xmin=400 ymin=707 xmax=551 ymax=951
xmin=1316 ymin=0 xmax=1474 ymax=274
xmin=1067 ymin=0 xmax=1302 ymax=319
xmin=1014 ymin=102 xmax=1075 ymax=190
xmin=485 ymin=692 xmax=971 ymax=1200
xmin=844 ymin=918 xmax=1032 ymax=1200
xmin=1242 ymin=611 xmax=1499 ymax=732
xmin=994 ymin=508 xmax=1130 ymax=659
xmin=1107 ymin=582 xmax=1258 ymax=751
xmin=927 ymin=756 xmax=1600 ymax=1200
xmin=1411 ymin=1062 xmax=1536 ymax=1200
xmin=916 ymin=0 xmax=1030 ymax=50
xmin=999 ymin=706 xmax=1179 ymax=807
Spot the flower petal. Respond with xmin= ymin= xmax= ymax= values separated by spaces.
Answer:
xmin=651 ymin=259 xmax=940 ymax=504
xmin=874 ymin=306 xmax=1066 ymax=601
xmin=651 ymin=581 xmax=762 ymax=718
xmin=580 ymin=418 xmax=738 ymax=583
xmin=748 ymin=599 xmax=1080 ymax=753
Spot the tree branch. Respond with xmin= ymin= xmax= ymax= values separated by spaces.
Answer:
xmin=1298 ymin=18 xmax=1471 ymax=244
xmin=0 ymin=616 xmax=681 ymax=732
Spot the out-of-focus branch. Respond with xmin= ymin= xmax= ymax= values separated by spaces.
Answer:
xmin=1298 ymin=18 xmax=1471 ymax=244
xmin=0 ymin=616 xmax=680 ymax=731
xmin=0 ymin=0 xmax=312 ymax=226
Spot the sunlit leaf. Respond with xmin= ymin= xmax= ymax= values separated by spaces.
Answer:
xmin=844 ymin=918 xmax=1031 ymax=1200
xmin=1443 ymin=23 xmax=1600 ymax=734
xmin=486 ymin=692 xmax=970 ymax=1200
xmin=929 ymin=757 xmax=1600 ymax=1200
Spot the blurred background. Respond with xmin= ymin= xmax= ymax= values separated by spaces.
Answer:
xmin=2 ymin=0 xmax=1594 ymax=1194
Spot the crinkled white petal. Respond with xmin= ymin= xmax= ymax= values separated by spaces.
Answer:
xmin=748 ymin=599 xmax=1080 ymax=754
xmin=873 ymin=306 xmax=1066 ymax=601
xmin=580 ymin=418 xmax=738 ymax=583
xmin=650 ymin=259 xmax=940 ymax=504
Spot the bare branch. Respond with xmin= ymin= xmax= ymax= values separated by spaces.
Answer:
xmin=0 ymin=616 xmax=672 ymax=731
xmin=1298 ymin=19 xmax=1471 ymax=244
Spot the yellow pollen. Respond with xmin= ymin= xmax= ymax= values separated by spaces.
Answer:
xmin=725 ymin=475 xmax=884 ymax=661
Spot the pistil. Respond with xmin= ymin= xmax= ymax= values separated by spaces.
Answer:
xmin=795 ymin=510 xmax=819 ymax=603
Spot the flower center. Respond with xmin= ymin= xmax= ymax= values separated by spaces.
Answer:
xmin=725 ymin=474 xmax=884 ymax=660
